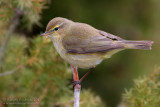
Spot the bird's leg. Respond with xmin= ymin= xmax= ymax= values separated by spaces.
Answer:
xmin=71 ymin=66 xmax=94 ymax=88
xmin=71 ymin=66 xmax=81 ymax=88
xmin=79 ymin=68 xmax=94 ymax=82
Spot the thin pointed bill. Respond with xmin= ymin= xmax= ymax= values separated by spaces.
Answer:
xmin=40 ymin=32 xmax=47 ymax=36
xmin=40 ymin=30 xmax=54 ymax=38
xmin=40 ymin=32 xmax=50 ymax=38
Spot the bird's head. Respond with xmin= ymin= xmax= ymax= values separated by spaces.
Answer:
xmin=40 ymin=17 xmax=73 ymax=41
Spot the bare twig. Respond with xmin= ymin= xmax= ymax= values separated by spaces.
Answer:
xmin=71 ymin=66 xmax=81 ymax=107
xmin=0 ymin=69 xmax=17 ymax=77
xmin=34 ymin=83 xmax=49 ymax=107
xmin=0 ymin=8 xmax=22 ymax=69
xmin=0 ymin=64 xmax=24 ymax=77
xmin=146 ymin=67 xmax=160 ymax=82
xmin=74 ymin=85 xmax=81 ymax=107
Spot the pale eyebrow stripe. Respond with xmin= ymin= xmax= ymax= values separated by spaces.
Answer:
xmin=49 ymin=23 xmax=65 ymax=31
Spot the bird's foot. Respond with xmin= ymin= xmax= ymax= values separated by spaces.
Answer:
xmin=72 ymin=80 xmax=81 ymax=88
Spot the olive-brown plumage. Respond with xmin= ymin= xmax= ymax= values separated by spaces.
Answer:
xmin=41 ymin=17 xmax=153 ymax=68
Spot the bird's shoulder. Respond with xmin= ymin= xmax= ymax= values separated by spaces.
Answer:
xmin=62 ymin=22 xmax=99 ymax=45
xmin=68 ymin=22 xmax=99 ymax=38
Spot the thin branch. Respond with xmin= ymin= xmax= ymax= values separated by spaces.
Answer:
xmin=74 ymin=85 xmax=81 ymax=107
xmin=0 ymin=69 xmax=17 ymax=77
xmin=0 ymin=64 xmax=24 ymax=77
xmin=35 ymin=83 xmax=49 ymax=107
xmin=71 ymin=66 xmax=81 ymax=107
xmin=0 ymin=8 xmax=22 ymax=69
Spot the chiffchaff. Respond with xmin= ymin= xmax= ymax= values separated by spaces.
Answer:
xmin=41 ymin=17 xmax=153 ymax=85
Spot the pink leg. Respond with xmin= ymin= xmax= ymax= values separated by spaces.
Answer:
xmin=71 ymin=66 xmax=79 ymax=81
xmin=71 ymin=66 xmax=94 ymax=89
xmin=71 ymin=66 xmax=81 ymax=89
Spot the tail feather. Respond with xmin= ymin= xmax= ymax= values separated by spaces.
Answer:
xmin=121 ymin=40 xmax=154 ymax=50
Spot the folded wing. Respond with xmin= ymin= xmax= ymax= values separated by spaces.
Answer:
xmin=62 ymin=30 xmax=125 ymax=54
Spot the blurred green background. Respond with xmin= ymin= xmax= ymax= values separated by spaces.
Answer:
xmin=0 ymin=0 xmax=160 ymax=107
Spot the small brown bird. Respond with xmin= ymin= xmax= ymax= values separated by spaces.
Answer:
xmin=41 ymin=17 xmax=153 ymax=86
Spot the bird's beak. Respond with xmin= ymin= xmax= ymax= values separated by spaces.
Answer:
xmin=40 ymin=32 xmax=48 ymax=36
xmin=40 ymin=30 xmax=54 ymax=38
xmin=40 ymin=31 xmax=52 ymax=39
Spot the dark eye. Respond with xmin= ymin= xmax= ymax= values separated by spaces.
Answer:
xmin=54 ymin=27 xmax=59 ymax=31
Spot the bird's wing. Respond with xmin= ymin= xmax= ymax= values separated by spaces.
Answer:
xmin=98 ymin=30 xmax=124 ymax=41
xmin=62 ymin=30 xmax=125 ymax=54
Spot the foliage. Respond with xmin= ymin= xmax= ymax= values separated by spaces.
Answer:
xmin=119 ymin=68 xmax=160 ymax=107
xmin=0 ymin=0 xmax=47 ymax=29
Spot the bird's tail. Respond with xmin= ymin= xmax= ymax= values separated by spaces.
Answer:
xmin=120 ymin=40 xmax=154 ymax=50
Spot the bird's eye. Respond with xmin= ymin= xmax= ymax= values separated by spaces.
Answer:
xmin=54 ymin=27 xmax=59 ymax=31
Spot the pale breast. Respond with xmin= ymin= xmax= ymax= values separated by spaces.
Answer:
xmin=66 ymin=54 xmax=103 ymax=68
xmin=53 ymin=41 xmax=103 ymax=68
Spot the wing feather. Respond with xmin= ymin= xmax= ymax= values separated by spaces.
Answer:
xmin=62 ymin=30 xmax=124 ymax=54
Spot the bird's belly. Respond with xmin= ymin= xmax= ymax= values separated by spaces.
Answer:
xmin=54 ymin=41 xmax=103 ymax=68
xmin=65 ymin=54 xmax=103 ymax=68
